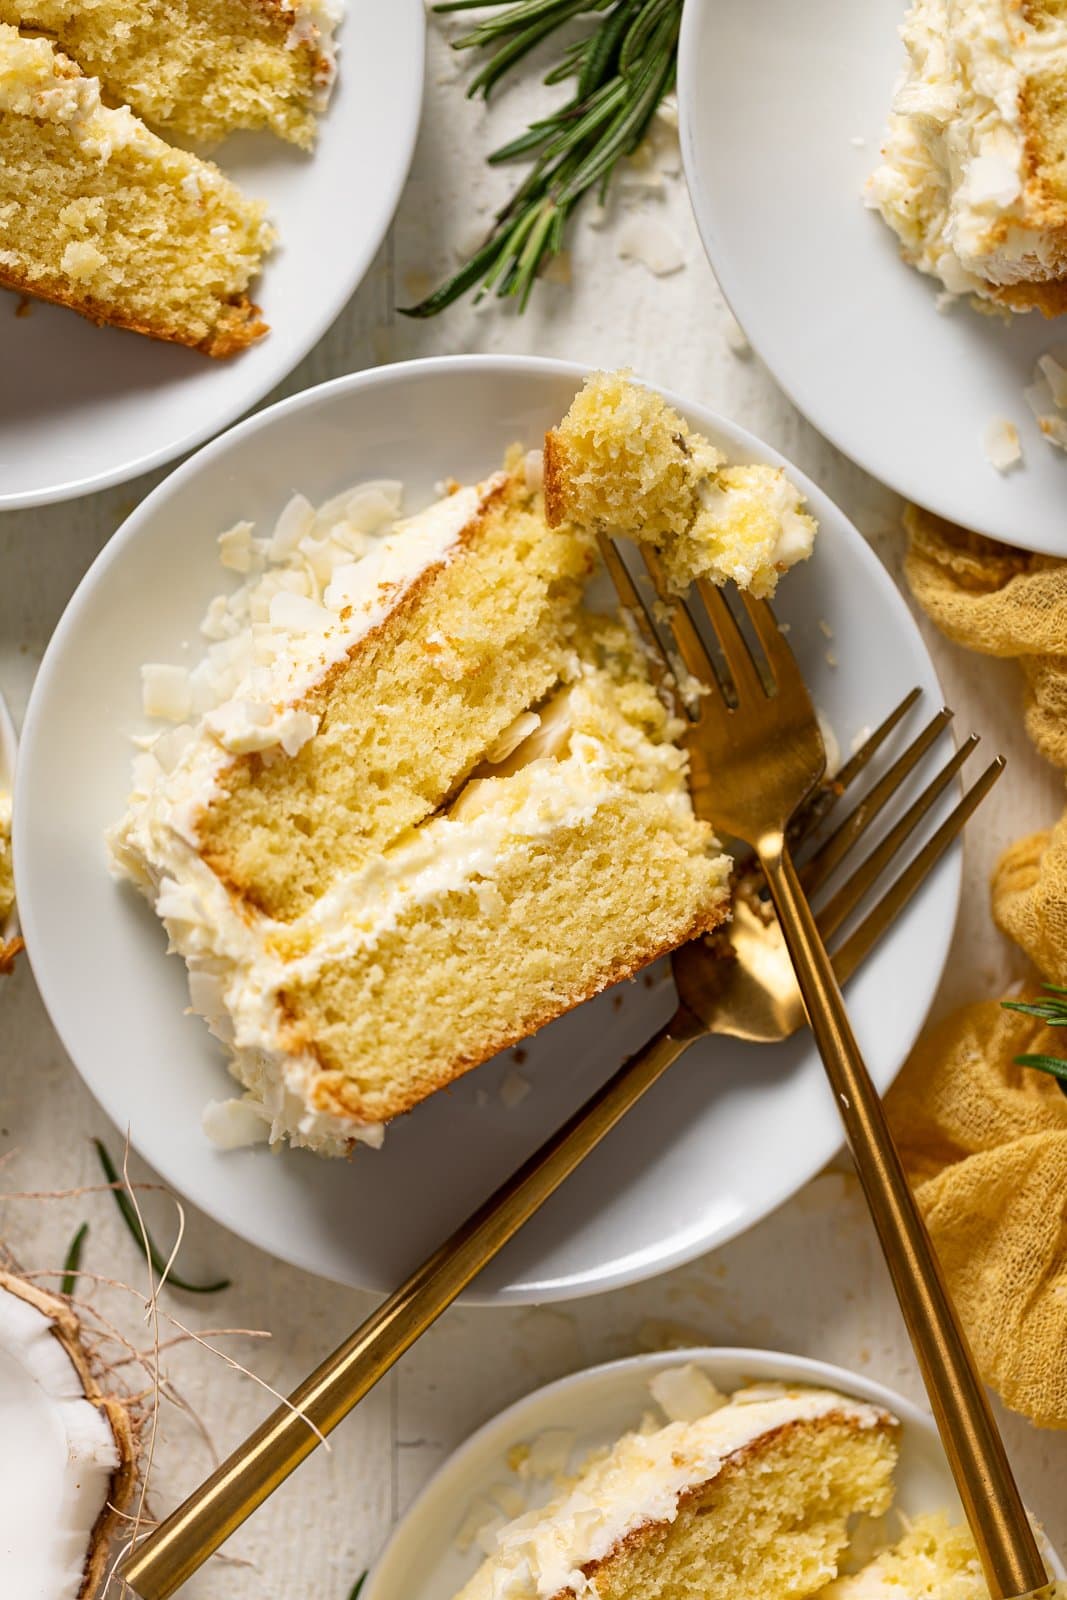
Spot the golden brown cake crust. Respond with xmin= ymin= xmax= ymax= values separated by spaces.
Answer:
xmin=547 ymin=1411 xmax=898 ymax=1600
xmin=284 ymin=897 xmax=730 ymax=1127
xmin=0 ymin=259 xmax=267 ymax=356
xmin=542 ymin=429 xmax=571 ymax=529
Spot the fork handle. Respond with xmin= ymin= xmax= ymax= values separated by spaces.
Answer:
xmin=759 ymin=835 xmax=1046 ymax=1600
xmin=119 ymin=1009 xmax=704 ymax=1599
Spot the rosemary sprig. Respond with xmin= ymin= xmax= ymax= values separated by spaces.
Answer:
xmin=1001 ymin=985 xmax=1067 ymax=1088
xmin=403 ymin=0 xmax=682 ymax=316
xmin=93 ymin=1138 xmax=231 ymax=1294
xmin=61 ymin=1221 xmax=88 ymax=1297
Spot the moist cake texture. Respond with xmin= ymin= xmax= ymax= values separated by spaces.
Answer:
xmin=544 ymin=372 xmax=815 ymax=596
xmin=869 ymin=0 xmax=1067 ymax=313
xmin=111 ymin=451 xmax=735 ymax=1152
xmin=112 ymin=378 xmax=819 ymax=1154
xmin=0 ymin=24 xmax=272 ymax=353
xmin=454 ymin=1383 xmax=899 ymax=1600
xmin=0 ymin=0 xmax=339 ymax=147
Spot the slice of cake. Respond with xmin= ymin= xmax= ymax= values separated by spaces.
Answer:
xmin=111 ymin=451 xmax=734 ymax=1154
xmin=869 ymin=0 xmax=1067 ymax=314
xmin=0 ymin=25 xmax=272 ymax=354
xmin=453 ymin=1383 xmax=899 ymax=1600
xmin=544 ymin=371 xmax=816 ymax=597
xmin=0 ymin=0 xmax=339 ymax=148
xmin=819 ymin=1513 xmax=984 ymax=1600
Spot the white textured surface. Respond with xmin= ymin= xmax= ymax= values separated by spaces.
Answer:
xmin=0 ymin=15 xmax=1064 ymax=1595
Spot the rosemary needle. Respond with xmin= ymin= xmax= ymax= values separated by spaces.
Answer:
xmin=1002 ymin=985 xmax=1067 ymax=1089
xmin=403 ymin=0 xmax=682 ymax=316
xmin=61 ymin=1221 xmax=88 ymax=1298
xmin=348 ymin=1576 xmax=367 ymax=1600
xmin=93 ymin=1138 xmax=231 ymax=1295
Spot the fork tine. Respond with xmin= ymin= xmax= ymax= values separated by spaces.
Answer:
xmin=787 ymin=687 xmax=923 ymax=848
xmin=697 ymin=580 xmax=767 ymax=703
xmin=831 ymin=757 xmax=1005 ymax=985
xmin=638 ymin=546 xmax=723 ymax=694
xmin=597 ymin=533 xmax=674 ymax=690
xmin=736 ymin=592 xmax=800 ymax=688
xmin=816 ymin=734 xmax=979 ymax=941
xmin=799 ymin=707 xmax=954 ymax=896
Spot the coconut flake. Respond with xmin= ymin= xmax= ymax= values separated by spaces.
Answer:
xmin=1037 ymin=352 xmax=1067 ymax=409
xmin=648 ymin=1364 xmax=729 ymax=1423
xmin=983 ymin=418 xmax=1022 ymax=473
xmin=141 ymin=663 xmax=192 ymax=722
xmin=517 ymin=1428 xmax=576 ymax=1482
xmin=1038 ymin=413 xmax=1067 ymax=453
xmin=617 ymin=215 xmax=685 ymax=277
xmin=203 ymin=1097 xmax=271 ymax=1149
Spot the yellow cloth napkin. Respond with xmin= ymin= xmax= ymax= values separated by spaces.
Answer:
xmin=885 ymin=506 xmax=1067 ymax=1429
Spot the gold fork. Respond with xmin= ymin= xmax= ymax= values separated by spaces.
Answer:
xmin=621 ymin=540 xmax=1045 ymax=1600
xmin=122 ymin=695 xmax=1001 ymax=1597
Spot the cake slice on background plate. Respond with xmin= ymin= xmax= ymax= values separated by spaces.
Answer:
xmin=453 ymin=1383 xmax=899 ymax=1600
xmin=868 ymin=0 xmax=1067 ymax=314
xmin=111 ymin=376 xmax=817 ymax=1155
xmin=0 ymin=24 xmax=272 ymax=354
xmin=0 ymin=0 xmax=339 ymax=148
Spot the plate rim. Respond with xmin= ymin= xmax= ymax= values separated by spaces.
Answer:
xmin=676 ymin=0 xmax=1067 ymax=559
xmin=0 ymin=0 xmax=426 ymax=512
xmin=14 ymin=352 xmax=961 ymax=1303
xmin=364 ymin=1343 xmax=1066 ymax=1599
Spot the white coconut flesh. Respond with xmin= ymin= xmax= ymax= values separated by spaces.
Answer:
xmin=0 ymin=1274 xmax=128 ymax=1599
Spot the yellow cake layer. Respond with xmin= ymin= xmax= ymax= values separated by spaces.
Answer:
xmin=0 ymin=0 xmax=335 ymax=147
xmin=197 ymin=468 xmax=597 ymax=921
xmin=274 ymin=648 xmax=728 ymax=1124
xmin=0 ymin=25 xmax=271 ymax=353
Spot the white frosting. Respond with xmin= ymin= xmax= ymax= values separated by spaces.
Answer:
xmin=868 ymin=0 xmax=1067 ymax=297
xmin=460 ymin=1384 xmax=892 ymax=1600
xmin=0 ymin=1284 xmax=120 ymax=1600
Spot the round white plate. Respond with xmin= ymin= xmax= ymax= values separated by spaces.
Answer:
xmin=0 ymin=0 xmax=424 ymax=511
xmin=679 ymin=0 xmax=1067 ymax=557
xmin=365 ymin=1347 xmax=1065 ymax=1600
xmin=16 ymin=355 xmax=959 ymax=1303
xmin=0 ymin=693 xmax=16 ymax=944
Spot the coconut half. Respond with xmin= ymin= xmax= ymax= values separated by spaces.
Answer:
xmin=0 ymin=1269 xmax=136 ymax=1599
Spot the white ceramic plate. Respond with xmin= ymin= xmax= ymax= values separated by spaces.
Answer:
xmin=366 ymin=1347 xmax=1065 ymax=1600
xmin=0 ymin=0 xmax=424 ymax=511
xmin=0 ymin=693 xmax=16 ymax=945
xmin=16 ymin=355 xmax=959 ymax=1303
xmin=678 ymin=0 xmax=1067 ymax=557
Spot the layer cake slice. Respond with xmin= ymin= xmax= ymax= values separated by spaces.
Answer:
xmin=454 ymin=1383 xmax=899 ymax=1600
xmin=0 ymin=23 xmax=272 ymax=354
